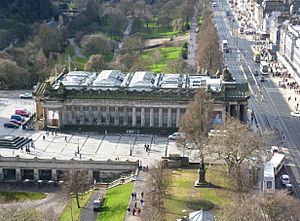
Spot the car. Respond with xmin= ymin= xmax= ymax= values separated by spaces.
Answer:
xmin=19 ymin=92 xmax=33 ymax=99
xmin=281 ymin=174 xmax=290 ymax=185
xmin=212 ymin=2 xmax=217 ymax=7
xmin=259 ymin=76 xmax=265 ymax=82
xmin=15 ymin=108 xmax=31 ymax=117
xmin=254 ymin=71 xmax=259 ymax=76
xmin=9 ymin=119 xmax=22 ymax=125
xmin=168 ymin=132 xmax=185 ymax=140
xmin=290 ymin=111 xmax=300 ymax=118
xmin=4 ymin=122 xmax=19 ymax=128
xmin=11 ymin=114 xmax=25 ymax=122
xmin=285 ymin=183 xmax=293 ymax=194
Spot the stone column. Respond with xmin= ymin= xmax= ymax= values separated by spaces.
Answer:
xmin=132 ymin=107 xmax=136 ymax=127
xmin=34 ymin=169 xmax=39 ymax=181
xmin=88 ymin=170 xmax=93 ymax=180
xmin=114 ymin=107 xmax=119 ymax=126
xmin=52 ymin=169 xmax=57 ymax=182
xmin=236 ymin=104 xmax=240 ymax=120
xmin=0 ymin=168 xmax=3 ymax=181
xmin=176 ymin=108 xmax=181 ymax=128
xmin=105 ymin=106 xmax=110 ymax=125
xmin=167 ymin=108 xmax=172 ymax=127
xmin=141 ymin=108 xmax=145 ymax=127
xmin=222 ymin=110 xmax=226 ymax=124
xmin=150 ymin=108 xmax=154 ymax=127
xmin=124 ymin=107 xmax=128 ymax=126
xmin=159 ymin=108 xmax=163 ymax=127
xmin=16 ymin=168 xmax=21 ymax=181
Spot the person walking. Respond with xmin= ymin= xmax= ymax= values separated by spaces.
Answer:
xmin=141 ymin=190 xmax=144 ymax=199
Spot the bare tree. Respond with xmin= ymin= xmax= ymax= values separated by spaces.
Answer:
xmin=152 ymin=49 xmax=160 ymax=67
xmin=61 ymin=169 xmax=92 ymax=209
xmin=219 ymin=191 xmax=300 ymax=221
xmin=179 ymin=89 xmax=213 ymax=183
xmin=0 ymin=205 xmax=57 ymax=221
xmin=142 ymin=161 xmax=168 ymax=221
xmin=208 ymin=117 xmax=265 ymax=190
xmin=85 ymin=54 xmax=107 ymax=72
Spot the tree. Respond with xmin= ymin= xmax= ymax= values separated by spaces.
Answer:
xmin=85 ymin=54 xmax=106 ymax=72
xmin=61 ymin=169 xmax=91 ymax=209
xmin=219 ymin=191 xmax=300 ymax=221
xmin=121 ymin=35 xmax=144 ymax=55
xmin=35 ymin=24 xmax=67 ymax=56
xmin=197 ymin=17 xmax=222 ymax=72
xmin=142 ymin=162 xmax=168 ymax=221
xmin=81 ymin=34 xmax=114 ymax=57
xmin=152 ymin=49 xmax=160 ymax=67
xmin=0 ymin=58 xmax=31 ymax=89
xmin=179 ymin=88 xmax=213 ymax=184
xmin=164 ymin=58 xmax=187 ymax=73
xmin=208 ymin=117 xmax=265 ymax=191
xmin=0 ymin=205 xmax=57 ymax=221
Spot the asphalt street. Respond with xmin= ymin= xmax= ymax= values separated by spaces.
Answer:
xmin=213 ymin=0 xmax=300 ymax=198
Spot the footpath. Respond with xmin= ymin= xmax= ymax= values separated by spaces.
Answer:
xmin=80 ymin=188 xmax=105 ymax=221
xmin=125 ymin=170 xmax=148 ymax=221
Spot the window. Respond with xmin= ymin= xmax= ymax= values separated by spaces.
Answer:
xmin=92 ymin=107 xmax=97 ymax=111
xmin=267 ymin=181 xmax=272 ymax=189
xmin=83 ymin=107 xmax=89 ymax=111
xmin=66 ymin=106 xmax=72 ymax=111
xmin=75 ymin=106 xmax=80 ymax=111
xmin=84 ymin=118 xmax=89 ymax=123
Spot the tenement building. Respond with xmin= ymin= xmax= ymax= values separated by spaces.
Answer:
xmin=34 ymin=68 xmax=250 ymax=133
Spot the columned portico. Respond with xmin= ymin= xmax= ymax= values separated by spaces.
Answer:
xmin=34 ymin=169 xmax=39 ymax=181
xmin=114 ymin=107 xmax=119 ymax=126
xmin=176 ymin=108 xmax=181 ymax=127
xmin=16 ymin=168 xmax=21 ymax=181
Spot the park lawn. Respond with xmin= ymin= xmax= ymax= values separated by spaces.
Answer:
xmin=0 ymin=191 xmax=47 ymax=202
xmin=142 ymin=47 xmax=181 ymax=73
xmin=164 ymin=166 xmax=232 ymax=221
xmin=97 ymin=182 xmax=133 ymax=221
xmin=59 ymin=190 xmax=95 ymax=221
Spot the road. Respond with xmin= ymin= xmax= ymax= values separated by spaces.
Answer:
xmin=213 ymin=0 xmax=300 ymax=198
xmin=80 ymin=189 xmax=104 ymax=221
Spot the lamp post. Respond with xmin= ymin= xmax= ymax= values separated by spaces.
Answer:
xmin=129 ymin=140 xmax=133 ymax=156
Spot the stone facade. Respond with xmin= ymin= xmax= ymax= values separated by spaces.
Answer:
xmin=0 ymin=155 xmax=138 ymax=182
xmin=34 ymin=70 xmax=250 ymax=132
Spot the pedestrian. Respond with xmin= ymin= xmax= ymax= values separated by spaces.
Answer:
xmin=43 ymin=135 xmax=45 ymax=140
xmin=295 ymin=97 xmax=297 ymax=102
xmin=141 ymin=190 xmax=144 ymax=198
xmin=137 ymin=207 xmax=141 ymax=215
xmin=131 ymin=192 xmax=134 ymax=199
xmin=134 ymin=192 xmax=137 ymax=200
xmin=65 ymin=136 xmax=67 ymax=142
xmin=132 ymin=207 xmax=136 ymax=216
xmin=135 ymin=201 xmax=137 ymax=208
xmin=74 ymin=151 xmax=77 ymax=157
xmin=127 ymin=207 xmax=131 ymax=215
xmin=288 ymin=96 xmax=291 ymax=102
xmin=140 ymin=199 xmax=144 ymax=206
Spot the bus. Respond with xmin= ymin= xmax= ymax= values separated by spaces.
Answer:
xmin=262 ymin=152 xmax=285 ymax=192
xmin=260 ymin=61 xmax=269 ymax=75
xmin=222 ymin=40 xmax=229 ymax=53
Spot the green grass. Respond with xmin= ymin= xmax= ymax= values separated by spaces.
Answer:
xmin=59 ymin=190 xmax=95 ymax=221
xmin=97 ymin=182 xmax=133 ymax=221
xmin=142 ymin=46 xmax=181 ymax=72
xmin=164 ymin=166 xmax=232 ymax=220
xmin=0 ymin=191 xmax=47 ymax=202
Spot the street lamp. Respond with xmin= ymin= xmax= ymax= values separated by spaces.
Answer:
xmin=77 ymin=138 xmax=80 ymax=154
xmin=129 ymin=140 xmax=133 ymax=156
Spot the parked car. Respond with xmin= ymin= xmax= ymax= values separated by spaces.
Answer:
xmin=290 ymin=111 xmax=300 ymax=118
xmin=11 ymin=114 xmax=25 ymax=122
xmin=15 ymin=108 xmax=31 ymax=117
xmin=4 ymin=122 xmax=19 ymax=128
xmin=168 ymin=132 xmax=185 ymax=140
xmin=254 ymin=71 xmax=259 ymax=76
xmin=19 ymin=92 xmax=33 ymax=99
xmin=9 ymin=119 xmax=22 ymax=125
xmin=281 ymin=174 xmax=290 ymax=185
xmin=285 ymin=183 xmax=293 ymax=195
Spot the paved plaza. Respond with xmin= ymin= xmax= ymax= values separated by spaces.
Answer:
xmin=0 ymin=91 xmax=183 ymax=165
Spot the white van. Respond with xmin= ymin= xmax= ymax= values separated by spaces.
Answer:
xmin=281 ymin=174 xmax=290 ymax=185
xmin=168 ymin=132 xmax=185 ymax=140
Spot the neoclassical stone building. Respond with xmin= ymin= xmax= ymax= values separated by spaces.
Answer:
xmin=34 ymin=69 xmax=250 ymax=133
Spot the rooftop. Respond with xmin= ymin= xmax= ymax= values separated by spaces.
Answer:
xmin=52 ymin=70 xmax=223 ymax=92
